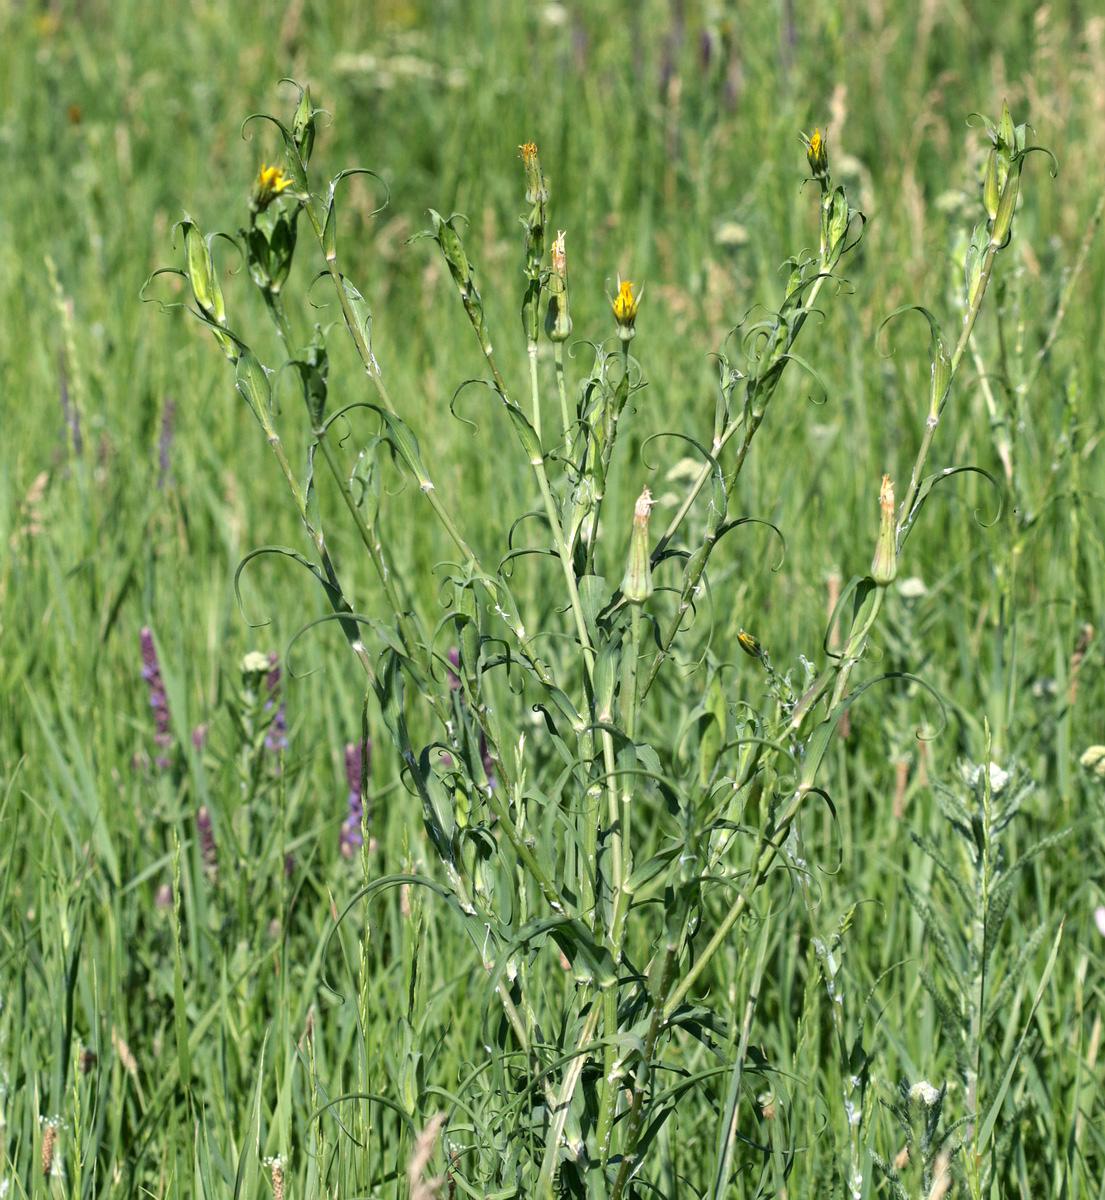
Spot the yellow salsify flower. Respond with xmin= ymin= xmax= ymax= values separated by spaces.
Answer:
xmin=804 ymin=127 xmax=829 ymax=179
xmin=612 ymin=278 xmax=640 ymax=326
xmin=252 ymin=164 xmax=294 ymax=211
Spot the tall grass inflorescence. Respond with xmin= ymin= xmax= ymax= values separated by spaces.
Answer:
xmin=154 ymin=88 xmax=1046 ymax=1198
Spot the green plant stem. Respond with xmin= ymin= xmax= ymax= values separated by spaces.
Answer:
xmin=555 ymin=340 xmax=572 ymax=459
xmin=638 ymin=270 xmax=833 ymax=706
xmin=609 ymin=941 xmax=678 ymax=1200
xmin=537 ymin=1002 xmax=604 ymax=1200
xmin=246 ymin=396 xmax=378 ymax=686
xmin=529 ymin=342 xmax=542 ymax=442
xmin=897 ymin=238 xmax=1000 ymax=540
xmin=663 ymin=773 xmax=814 ymax=1018
xmin=281 ymin=202 xmax=576 ymax=919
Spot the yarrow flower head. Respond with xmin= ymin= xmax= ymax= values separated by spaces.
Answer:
xmin=252 ymin=164 xmax=293 ymax=213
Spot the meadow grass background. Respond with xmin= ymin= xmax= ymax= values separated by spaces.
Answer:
xmin=2 ymin=0 xmax=1104 ymax=1196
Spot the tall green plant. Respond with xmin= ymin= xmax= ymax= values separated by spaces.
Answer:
xmin=152 ymin=87 xmax=1038 ymax=1198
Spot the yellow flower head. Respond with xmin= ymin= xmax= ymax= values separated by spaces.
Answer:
xmin=253 ymin=164 xmax=293 ymax=211
xmin=612 ymin=278 xmax=640 ymax=326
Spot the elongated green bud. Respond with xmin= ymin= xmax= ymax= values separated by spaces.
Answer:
xmin=519 ymin=142 xmax=547 ymax=343
xmin=870 ymin=474 xmax=898 ymax=586
xmin=292 ymin=85 xmax=317 ymax=164
xmin=545 ymin=230 xmax=572 ymax=342
xmin=621 ymin=488 xmax=654 ymax=603
xmin=982 ymin=147 xmax=1000 ymax=221
xmin=991 ymin=166 xmax=1019 ymax=247
xmin=518 ymin=141 xmax=548 ymax=206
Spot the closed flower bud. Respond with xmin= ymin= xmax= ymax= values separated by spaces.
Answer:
xmin=611 ymin=278 xmax=641 ymax=342
xmin=518 ymin=141 xmax=548 ymax=207
xmin=545 ymin=229 xmax=573 ymax=342
xmin=737 ymin=630 xmax=763 ymax=660
xmin=804 ymin=127 xmax=829 ymax=182
xmin=991 ymin=165 xmax=1019 ymax=247
xmin=982 ymin=147 xmax=1000 ymax=221
xmin=621 ymin=488 xmax=654 ymax=603
xmin=292 ymin=85 xmax=317 ymax=164
xmin=870 ymin=474 xmax=898 ymax=586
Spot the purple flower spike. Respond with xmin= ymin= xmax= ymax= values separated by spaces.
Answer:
xmin=446 ymin=646 xmax=461 ymax=691
xmin=264 ymin=654 xmax=288 ymax=755
xmin=340 ymin=739 xmax=371 ymax=858
xmin=140 ymin=626 xmax=173 ymax=769
xmin=196 ymin=805 xmax=217 ymax=879
xmin=157 ymin=397 xmax=176 ymax=490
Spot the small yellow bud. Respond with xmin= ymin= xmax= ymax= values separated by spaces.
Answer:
xmin=737 ymin=630 xmax=763 ymax=660
xmin=804 ymin=127 xmax=829 ymax=179
xmin=870 ymin=474 xmax=898 ymax=586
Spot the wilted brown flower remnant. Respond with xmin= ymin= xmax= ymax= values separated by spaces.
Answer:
xmin=264 ymin=1155 xmax=286 ymax=1200
xmin=408 ymin=1114 xmax=447 ymax=1200
xmin=41 ymin=1117 xmax=61 ymax=1177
